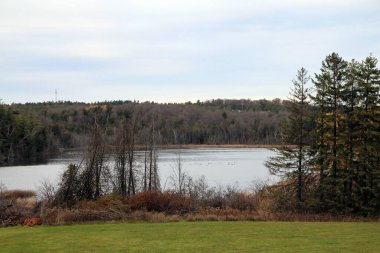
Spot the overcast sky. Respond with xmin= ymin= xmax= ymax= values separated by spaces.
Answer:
xmin=0 ymin=0 xmax=379 ymax=104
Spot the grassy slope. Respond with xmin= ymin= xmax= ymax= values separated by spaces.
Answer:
xmin=1 ymin=222 xmax=379 ymax=253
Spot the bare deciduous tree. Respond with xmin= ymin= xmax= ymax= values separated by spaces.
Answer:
xmin=38 ymin=178 xmax=56 ymax=204
xmin=170 ymin=149 xmax=187 ymax=195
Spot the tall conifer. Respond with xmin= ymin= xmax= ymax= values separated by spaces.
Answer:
xmin=312 ymin=53 xmax=348 ymax=211
xmin=265 ymin=68 xmax=312 ymax=208
xmin=356 ymin=55 xmax=380 ymax=213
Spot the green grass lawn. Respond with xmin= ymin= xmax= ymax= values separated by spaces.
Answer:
xmin=0 ymin=221 xmax=379 ymax=253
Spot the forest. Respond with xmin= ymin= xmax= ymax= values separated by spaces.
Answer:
xmin=267 ymin=53 xmax=380 ymax=216
xmin=0 ymin=103 xmax=48 ymax=165
xmin=0 ymin=98 xmax=288 ymax=165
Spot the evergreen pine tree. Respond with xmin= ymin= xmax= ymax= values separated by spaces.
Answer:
xmin=356 ymin=55 xmax=380 ymax=214
xmin=340 ymin=59 xmax=360 ymax=212
xmin=311 ymin=52 xmax=348 ymax=212
xmin=265 ymin=68 xmax=312 ymax=209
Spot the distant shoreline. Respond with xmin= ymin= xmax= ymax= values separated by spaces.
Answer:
xmin=155 ymin=144 xmax=282 ymax=149
xmin=60 ymin=144 xmax=283 ymax=153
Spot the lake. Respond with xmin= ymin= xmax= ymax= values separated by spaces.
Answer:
xmin=0 ymin=148 xmax=277 ymax=191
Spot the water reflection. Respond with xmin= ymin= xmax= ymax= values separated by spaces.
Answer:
xmin=0 ymin=148 xmax=277 ymax=190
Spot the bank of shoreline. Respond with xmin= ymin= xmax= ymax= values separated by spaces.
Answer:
xmin=157 ymin=144 xmax=283 ymax=149
xmin=62 ymin=144 xmax=284 ymax=153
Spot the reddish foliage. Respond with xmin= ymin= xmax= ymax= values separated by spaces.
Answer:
xmin=23 ymin=217 xmax=42 ymax=226
xmin=127 ymin=191 xmax=194 ymax=214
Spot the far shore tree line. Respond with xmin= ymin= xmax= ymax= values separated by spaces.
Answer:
xmin=0 ymin=98 xmax=289 ymax=166
xmin=266 ymin=53 xmax=380 ymax=215
xmin=0 ymin=103 xmax=47 ymax=165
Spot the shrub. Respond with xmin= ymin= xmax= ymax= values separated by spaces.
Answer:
xmin=227 ymin=192 xmax=256 ymax=211
xmin=40 ymin=208 xmax=59 ymax=225
xmin=1 ymin=190 xmax=36 ymax=200
xmin=127 ymin=191 xmax=195 ymax=214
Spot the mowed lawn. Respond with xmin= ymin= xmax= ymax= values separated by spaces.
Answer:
xmin=1 ymin=221 xmax=379 ymax=253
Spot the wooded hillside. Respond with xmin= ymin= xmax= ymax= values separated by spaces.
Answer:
xmin=0 ymin=99 xmax=289 ymax=165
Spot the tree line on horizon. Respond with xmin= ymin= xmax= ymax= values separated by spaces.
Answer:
xmin=0 ymin=103 xmax=48 ymax=165
xmin=0 ymin=98 xmax=289 ymax=165
xmin=266 ymin=53 xmax=380 ymax=215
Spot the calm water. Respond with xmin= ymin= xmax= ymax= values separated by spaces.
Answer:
xmin=0 ymin=148 xmax=277 ymax=190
